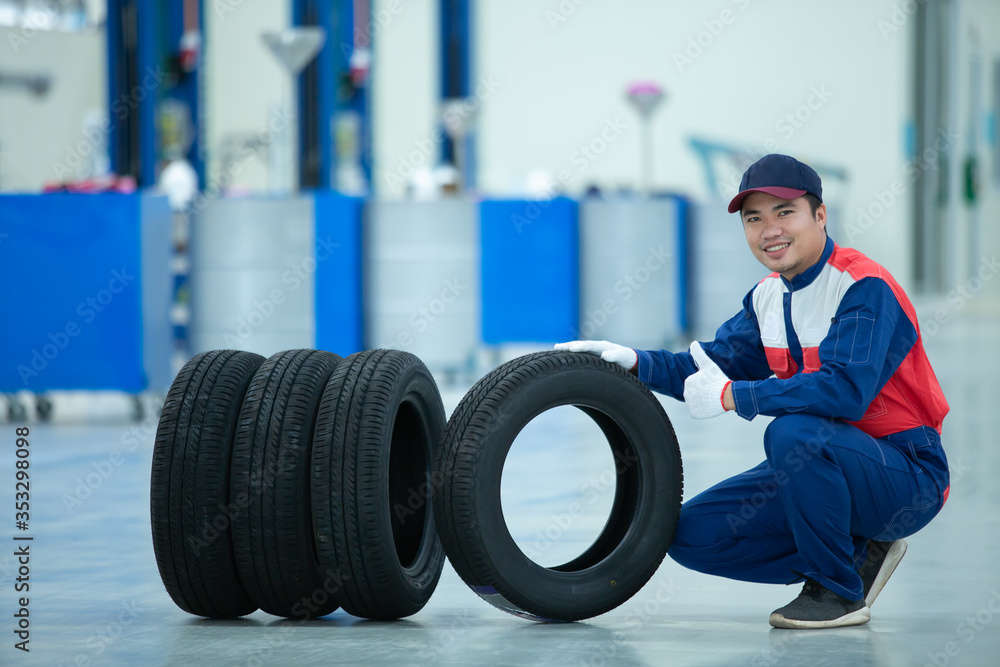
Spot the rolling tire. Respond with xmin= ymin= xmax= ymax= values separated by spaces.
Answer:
xmin=433 ymin=351 xmax=683 ymax=622
xmin=311 ymin=349 xmax=447 ymax=620
xmin=230 ymin=349 xmax=342 ymax=619
xmin=150 ymin=349 xmax=265 ymax=618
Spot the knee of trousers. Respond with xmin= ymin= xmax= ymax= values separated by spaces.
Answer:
xmin=667 ymin=503 xmax=738 ymax=575
xmin=763 ymin=413 xmax=840 ymax=469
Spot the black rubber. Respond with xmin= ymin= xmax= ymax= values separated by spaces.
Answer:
xmin=311 ymin=349 xmax=447 ymax=620
xmin=433 ymin=351 xmax=683 ymax=622
xmin=230 ymin=349 xmax=342 ymax=619
xmin=150 ymin=349 xmax=265 ymax=618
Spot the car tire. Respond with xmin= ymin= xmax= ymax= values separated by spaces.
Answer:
xmin=311 ymin=349 xmax=447 ymax=620
xmin=433 ymin=351 xmax=683 ymax=622
xmin=150 ymin=349 xmax=265 ymax=618
xmin=230 ymin=349 xmax=342 ymax=619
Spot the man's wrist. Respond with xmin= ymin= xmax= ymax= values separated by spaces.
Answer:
xmin=721 ymin=380 xmax=734 ymax=411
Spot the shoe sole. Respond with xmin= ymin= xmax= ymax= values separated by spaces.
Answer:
xmin=865 ymin=539 xmax=907 ymax=608
xmin=769 ymin=605 xmax=871 ymax=630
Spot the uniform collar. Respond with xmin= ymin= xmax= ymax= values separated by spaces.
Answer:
xmin=781 ymin=235 xmax=835 ymax=291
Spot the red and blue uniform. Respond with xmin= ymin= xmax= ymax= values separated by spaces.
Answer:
xmin=636 ymin=236 xmax=950 ymax=601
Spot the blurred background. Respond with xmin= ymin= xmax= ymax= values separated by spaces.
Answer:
xmin=1 ymin=0 xmax=998 ymax=421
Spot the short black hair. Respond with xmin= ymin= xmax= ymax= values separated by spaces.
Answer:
xmin=804 ymin=193 xmax=822 ymax=217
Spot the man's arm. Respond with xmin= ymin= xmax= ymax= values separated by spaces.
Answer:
xmin=637 ymin=288 xmax=773 ymax=400
xmin=728 ymin=277 xmax=918 ymax=421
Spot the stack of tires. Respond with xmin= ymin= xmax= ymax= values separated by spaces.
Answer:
xmin=151 ymin=349 xmax=683 ymax=623
xmin=150 ymin=348 xmax=445 ymax=620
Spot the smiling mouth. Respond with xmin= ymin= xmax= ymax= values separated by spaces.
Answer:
xmin=764 ymin=242 xmax=791 ymax=254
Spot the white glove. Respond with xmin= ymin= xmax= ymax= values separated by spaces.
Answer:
xmin=554 ymin=340 xmax=637 ymax=371
xmin=683 ymin=341 xmax=732 ymax=419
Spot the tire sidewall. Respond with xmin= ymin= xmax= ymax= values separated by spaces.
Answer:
xmin=366 ymin=357 xmax=447 ymax=599
xmin=464 ymin=364 xmax=680 ymax=618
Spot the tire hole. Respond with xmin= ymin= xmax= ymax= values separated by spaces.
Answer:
xmin=388 ymin=398 xmax=429 ymax=569
xmin=500 ymin=405 xmax=618 ymax=569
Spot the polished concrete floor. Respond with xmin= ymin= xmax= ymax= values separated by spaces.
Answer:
xmin=1 ymin=308 xmax=998 ymax=666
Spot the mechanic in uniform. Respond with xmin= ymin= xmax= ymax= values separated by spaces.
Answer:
xmin=557 ymin=154 xmax=950 ymax=629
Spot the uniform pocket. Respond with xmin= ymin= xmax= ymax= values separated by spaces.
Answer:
xmin=834 ymin=313 xmax=876 ymax=364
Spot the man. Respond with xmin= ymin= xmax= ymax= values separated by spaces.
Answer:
xmin=556 ymin=154 xmax=950 ymax=629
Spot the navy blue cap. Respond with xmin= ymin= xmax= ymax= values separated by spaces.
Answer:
xmin=728 ymin=154 xmax=823 ymax=214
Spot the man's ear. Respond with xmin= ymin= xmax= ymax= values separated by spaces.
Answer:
xmin=816 ymin=203 xmax=828 ymax=233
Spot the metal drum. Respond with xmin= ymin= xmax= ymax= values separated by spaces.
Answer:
xmin=189 ymin=197 xmax=315 ymax=356
xmin=366 ymin=200 xmax=479 ymax=375
xmin=578 ymin=197 xmax=683 ymax=351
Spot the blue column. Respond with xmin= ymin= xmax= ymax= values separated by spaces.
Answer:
xmin=107 ymin=0 xmax=184 ymax=188
xmin=313 ymin=193 xmax=364 ymax=355
xmin=166 ymin=0 xmax=206 ymax=188
xmin=440 ymin=0 xmax=474 ymax=188
xmin=480 ymin=198 xmax=579 ymax=344
xmin=106 ymin=0 xmax=131 ymax=180
xmin=295 ymin=0 xmax=371 ymax=191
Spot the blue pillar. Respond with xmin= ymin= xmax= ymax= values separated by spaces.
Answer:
xmin=295 ymin=0 xmax=371 ymax=191
xmin=108 ymin=0 xmax=199 ymax=188
xmin=165 ymin=0 xmax=206 ymax=188
xmin=106 ymin=0 xmax=134 ymax=181
xmin=440 ymin=0 xmax=474 ymax=189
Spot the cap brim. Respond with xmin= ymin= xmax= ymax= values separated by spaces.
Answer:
xmin=727 ymin=187 xmax=808 ymax=214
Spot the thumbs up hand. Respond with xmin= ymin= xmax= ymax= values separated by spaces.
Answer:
xmin=683 ymin=341 xmax=732 ymax=420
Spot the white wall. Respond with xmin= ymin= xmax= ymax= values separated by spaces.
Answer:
xmin=465 ymin=0 xmax=917 ymax=287
xmin=204 ymin=0 xmax=292 ymax=192
xmin=371 ymin=0 xmax=438 ymax=199
xmin=0 ymin=28 xmax=105 ymax=191
xmin=944 ymin=0 xmax=1000 ymax=304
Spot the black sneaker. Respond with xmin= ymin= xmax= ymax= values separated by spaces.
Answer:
xmin=769 ymin=580 xmax=871 ymax=629
xmin=858 ymin=538 xmax=907 ymax=608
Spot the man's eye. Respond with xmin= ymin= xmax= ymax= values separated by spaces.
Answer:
xmin=778 ymin=210 xmax=791 ymax=216
xmin=747 ymin=217 xmax=760 ymax=223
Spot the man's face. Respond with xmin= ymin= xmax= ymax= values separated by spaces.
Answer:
xmin=741 ymin=192 xmax=827 ymax=280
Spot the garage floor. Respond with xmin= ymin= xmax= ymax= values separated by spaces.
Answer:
xmin=2 ymin=308 xmax=998 ymax=667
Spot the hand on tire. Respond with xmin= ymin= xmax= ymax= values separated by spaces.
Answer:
xmin=554 ymin=340 xmax=637 ymax=372
xmin=683 ymin=341 xmax=731 ymax=420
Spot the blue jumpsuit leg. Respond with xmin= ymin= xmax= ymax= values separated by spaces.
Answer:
xmin=668 ymin=414 xmax=948 ymax=601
